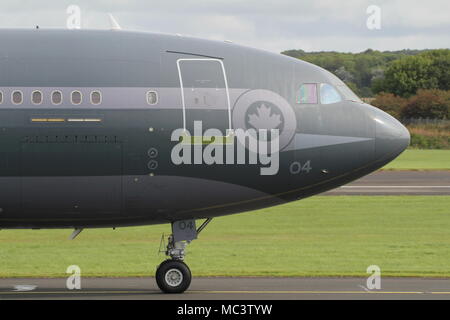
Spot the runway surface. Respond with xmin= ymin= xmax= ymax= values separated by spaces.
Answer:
xmin=325 ymin=170 xmax=450 ymax=195
xmin=2 ymin=277 xmax=450 ymax=300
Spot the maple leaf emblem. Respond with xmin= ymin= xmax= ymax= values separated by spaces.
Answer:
xmin=247 ymin=103 xmax=282 ymax=130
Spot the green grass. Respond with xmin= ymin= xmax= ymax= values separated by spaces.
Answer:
xmin=383 ymin=149 xmax=450 ymax=170
xmin=0 ymin=196 xmax=449 ymax=278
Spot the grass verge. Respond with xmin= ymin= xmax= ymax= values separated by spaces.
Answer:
xmin=0 ymin=196 xmax=449 ymax=278
xmin=382 ymin=149 xmax=450 ymax=170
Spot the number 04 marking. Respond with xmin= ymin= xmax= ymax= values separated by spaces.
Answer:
xmin=290 ymin=160 xmax=312 ymax=175
xmin=178 ymin=221 xmax=195 ymax=230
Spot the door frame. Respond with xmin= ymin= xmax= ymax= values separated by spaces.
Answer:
xmin=176 ymin=58 xmax=232 ymax=132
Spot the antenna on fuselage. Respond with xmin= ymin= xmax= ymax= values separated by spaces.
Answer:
xmin=108 ymin=13 xmax=122 ymax=31
xmin=69 ymin=228 xmax=83 ymax=240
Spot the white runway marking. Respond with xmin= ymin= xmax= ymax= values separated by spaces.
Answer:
xmin=12 ymin=285 xmax=37 ymax=292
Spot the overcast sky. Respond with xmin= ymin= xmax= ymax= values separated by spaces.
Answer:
xmin=0 ymin=0 xmax=448 ymax=53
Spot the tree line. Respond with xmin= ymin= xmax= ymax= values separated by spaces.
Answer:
xmin=282 ymin=49 xmax=450 ymax=120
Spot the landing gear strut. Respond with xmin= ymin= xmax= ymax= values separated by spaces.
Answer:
xmin=156 ymin=218 xmax=212 ymax=293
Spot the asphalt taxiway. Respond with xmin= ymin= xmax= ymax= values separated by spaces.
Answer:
xmin=1 ymin=277 xmax=450 ymax=300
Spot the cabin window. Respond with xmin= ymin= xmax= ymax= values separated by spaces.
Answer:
xmin=297 ymin=83 xmax=318 ymax=104
xmin=12 ymin=90 xmax=23 ymax=105
xmin=91 ymin=91 xmax=102 ymax=105
xmin=147 ymin=91 xmax=158 ymax=105
xmin=32 ymin=91 xmax=43 ymax=105
xmin=0 ymin=91 xmax=3 ymax=104
xmin=71 ymin=91 xmax=82 ymax=105
xmin=320 ymin=83 xmax=342 ymax=105
xmin=51 ymin=90 xmax=63 ymax=105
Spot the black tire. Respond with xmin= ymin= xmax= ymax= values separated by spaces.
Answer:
xmin=156 ymin=259 xmax=192 ymax=294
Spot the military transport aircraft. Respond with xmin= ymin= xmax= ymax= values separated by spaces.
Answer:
xmin=0 ymin=28 xmax=409 ymax=293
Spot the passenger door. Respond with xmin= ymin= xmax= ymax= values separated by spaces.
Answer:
xmin=177 ymin=58 xmax=232 ymax=134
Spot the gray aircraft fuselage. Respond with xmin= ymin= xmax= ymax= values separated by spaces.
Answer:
xmin=0 ymin=29 xmax=409 ymax=229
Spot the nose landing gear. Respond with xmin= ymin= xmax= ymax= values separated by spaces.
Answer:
xmin=155 ymin=218 xmax=212 ymax=294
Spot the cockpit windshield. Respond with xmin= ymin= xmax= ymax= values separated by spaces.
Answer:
xmin=320 ymin=83 xmax=342 ymax=104
xmin=297 ymin=81 xmax=362 ymax=105
xmin=321 ymin=68 xmax=362 ymax=103
xmin=336 ymin=84 xmax=362 ymax=103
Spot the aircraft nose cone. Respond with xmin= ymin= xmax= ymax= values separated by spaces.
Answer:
xmin=373 ymin=108 xmax=410 ymax=160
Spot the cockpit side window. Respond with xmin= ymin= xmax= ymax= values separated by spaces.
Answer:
xmin=320 ymin=83 xmax=342 ymax=105
xmin=297 ymin=83 xmax=318 ymax=104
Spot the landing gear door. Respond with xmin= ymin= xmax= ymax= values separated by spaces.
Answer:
xmin=177 ymin=59 xmax=232 ymax=134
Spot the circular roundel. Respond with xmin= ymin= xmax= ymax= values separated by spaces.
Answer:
xmin=232 ymin=89 xmax=296 ymax=151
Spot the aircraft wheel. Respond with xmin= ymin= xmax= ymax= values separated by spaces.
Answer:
xmin=156 ymin=259 xmax=191 ymax=294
